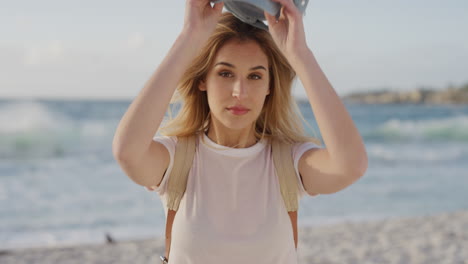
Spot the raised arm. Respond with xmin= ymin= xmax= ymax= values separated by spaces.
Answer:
xmin=112 ymin=0 xmax=224 ymax=187
xmin=265 ymin=0 xmax=368 ymax=195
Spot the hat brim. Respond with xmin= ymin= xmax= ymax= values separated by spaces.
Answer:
xmin=212 ymin=0 xmax=280 ymax=16
xmin=211 ymin=0 xmax=309 ymax=31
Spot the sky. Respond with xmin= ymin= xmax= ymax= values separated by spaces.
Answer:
xmin=1 ymin=0 xmax=467 ymax=100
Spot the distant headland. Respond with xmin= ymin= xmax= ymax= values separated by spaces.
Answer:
xmin=340 ymin=82 xmax=468 ymax=105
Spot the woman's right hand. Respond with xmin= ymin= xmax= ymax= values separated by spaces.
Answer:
xmin=183 ymin=0 xmax=224 ymax=38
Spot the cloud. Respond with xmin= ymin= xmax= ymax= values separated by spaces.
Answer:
xmin=23 ymin=40 xmax=65 ymax=66
xmin=126 ymin=32 xmax=145 ymax=50
xmin=15 ymin=15 xmax=33 ymax=28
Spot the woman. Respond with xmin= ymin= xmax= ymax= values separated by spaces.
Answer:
xmin=113 ymin=0 xmax=368 ymax=263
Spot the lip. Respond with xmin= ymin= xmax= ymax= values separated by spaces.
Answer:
xmin=227 ymin=105 xmax=250 ymax=111
xmin=227 ymin=106 xmax=250 ymax=115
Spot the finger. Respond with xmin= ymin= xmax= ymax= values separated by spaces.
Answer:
xmin=264 ymin=10 xmax=277 ymax=26
xmin=212 ymin=1 xmax=224 ymax=12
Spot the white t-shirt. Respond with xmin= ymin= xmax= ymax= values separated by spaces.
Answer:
xmin=146 ymin=133 xmax=320 ymax=264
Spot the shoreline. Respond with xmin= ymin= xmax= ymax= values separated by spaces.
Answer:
xmin=2 ymin=209 xmax=467 ymax=263
xmin=341 ymin=85 xmax=468 ymax=105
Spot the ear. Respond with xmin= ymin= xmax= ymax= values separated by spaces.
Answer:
xmin=199 ymin=80 xmax=207 ymax=91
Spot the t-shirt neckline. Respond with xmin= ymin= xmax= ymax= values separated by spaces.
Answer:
xmin=200 ymin=132 xmax=267 ymax=157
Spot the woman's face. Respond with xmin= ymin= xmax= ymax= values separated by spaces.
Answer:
xmin=199 ymin=39 xmax=270 ymax=131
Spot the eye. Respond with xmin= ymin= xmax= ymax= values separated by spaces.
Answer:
xmin=218 ymin=71 xmax=233 ymax=78
xmin=249 ymin=74 xmax=262 ymax=80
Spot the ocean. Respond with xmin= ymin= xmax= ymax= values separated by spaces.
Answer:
xmin=1 ymin=98 xmax=467 ymax=250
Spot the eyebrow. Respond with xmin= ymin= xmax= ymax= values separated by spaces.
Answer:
xmin=214 ymin=62 xmax=267 ymax=71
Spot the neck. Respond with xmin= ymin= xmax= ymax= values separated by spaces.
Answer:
xmin=205 ymin=125 xmax=258 ymax=148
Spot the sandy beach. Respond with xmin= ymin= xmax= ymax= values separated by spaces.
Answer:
xmin=2 ymin=210 xmax=467 ymax=264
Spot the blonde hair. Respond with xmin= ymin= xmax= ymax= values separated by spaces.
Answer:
xmin=159 ymin=12 xmax=321 ymax=147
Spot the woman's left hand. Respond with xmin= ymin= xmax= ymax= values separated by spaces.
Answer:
xmin=264 ymin=0 xmax=309 ymax=63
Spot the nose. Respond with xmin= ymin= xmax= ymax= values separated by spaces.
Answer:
xmin=232 ymin=79 xmax=248 ymax=100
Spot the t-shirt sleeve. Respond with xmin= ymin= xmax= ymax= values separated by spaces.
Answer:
xmin=292 ymin=141 xmax=322 ymax=199
xmin=144 ymin=135 xmax=178 ymax=195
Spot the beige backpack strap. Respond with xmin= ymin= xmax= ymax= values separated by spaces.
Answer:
xmin=166 ymin=135 xmax=197 ymax=211
xmin=163 ymin=134 xmax=197 ymax=261
xmin=271 ymin=138 xmax=299 ymax=249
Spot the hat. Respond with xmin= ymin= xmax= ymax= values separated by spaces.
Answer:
xmin=211 ymin=0 xmax=309 ymax=30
